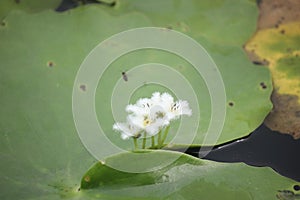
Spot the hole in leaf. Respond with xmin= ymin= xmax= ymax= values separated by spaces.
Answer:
xmin=47 ymin=61 xmax=54 ymax=67
xmin=262 ymin=59 xmax=269 ymax=65
xmin=80 ymin=84 xmax=86 ymax=92
xmin=260 ymin=82 xmax=267 ymax=89
xmin=228 ymin=102 xmax=234 ymax=107
xmin=294 ymin=185 xmax=300 ymax=191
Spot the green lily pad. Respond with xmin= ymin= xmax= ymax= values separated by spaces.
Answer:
xmin=0 ymin=0 xmax=271 ymax=149
xmin=0 ymin=0 xmax=275 ymax=199
xmin=80 ymin=151 xmax=299 ymax=200
xmin=95 ymin=0 xmax=272 ymax=147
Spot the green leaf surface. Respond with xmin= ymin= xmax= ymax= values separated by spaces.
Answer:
xmin=80 ymin=151 xmax=299 ymax=200
xmin=95 ymin=0 xmax=272 ymax=147
xmin=0 ymin=0 xmax=61 ymax=19
xmin=0 ymin=0 xmax=275 ymax=199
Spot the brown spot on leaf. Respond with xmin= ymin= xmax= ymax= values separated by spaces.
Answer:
xmin=84 ymin=176 xmax=90 ymax=182
xmin=262 ymin=59 xmax=269 ymax=65
xmin=295 ymin=111 xmax=300 ymax=117
xmin=1 ymin=21 xmax=6 ymax=27
xmin=178 ymin=65 xmax=184 ymax=70
xmin=280 ymin=29 xmax=285 ymax=34
xmin=166 ymin=25 xmax=173 ymax=30
xmin=253 ymin=61 xmax=264 ymax=65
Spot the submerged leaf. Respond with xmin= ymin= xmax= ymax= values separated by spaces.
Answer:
xmin=246 ymin=21 xmax=300 ymax=138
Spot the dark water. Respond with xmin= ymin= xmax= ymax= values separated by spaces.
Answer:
xmin=184 ymin=124 xmax=300 ymax=182
xmin=55 ymin=0 xmax=115 ymax=12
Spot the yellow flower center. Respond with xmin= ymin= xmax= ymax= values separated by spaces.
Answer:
xmin=143 ymin=116 xmax=151 ymax=126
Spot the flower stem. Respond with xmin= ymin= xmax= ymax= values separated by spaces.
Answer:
xmin=142 ymin=132 xmax=147 ymax=149
xmin=161 ymin=125 xmax=170 ymax=146
xmin=133 ymin=138 xmax=138 ymax=150
xmin=151 ymin=136 xmax=155 ymax=148
xmin=157 ymin=130 xmax=162 ymax=148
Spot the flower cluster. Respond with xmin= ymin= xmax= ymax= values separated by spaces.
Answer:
xmin=113 ymin=92 xmax=192 ymax=149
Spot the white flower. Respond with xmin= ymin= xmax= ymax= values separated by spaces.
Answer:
xmin=128 ymin=114 xmax=164 ymax=137
xmin=150 ymin=92 xmax=162 ymax=105
xmin=113 ymin=92 xmax=192 ymax=140
xmin=113 ymin=121 xmax=141 ymax=140
xmin=166 ymin=100 xmax=192 ymax=121
xmin=160 ymin=92 xmax=174 ymax=106
xmin=156 ymin=92 xmax=192 ymax=121
xmin=126 ymin=97 xmax=152 ymax=116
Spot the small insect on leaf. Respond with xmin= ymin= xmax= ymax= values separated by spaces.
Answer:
xmin=122 ymin=72 xmax=128 ymax=81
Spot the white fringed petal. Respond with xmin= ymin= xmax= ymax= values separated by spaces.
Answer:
xmin=113 ymin=92 xmax=192 ymax=140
